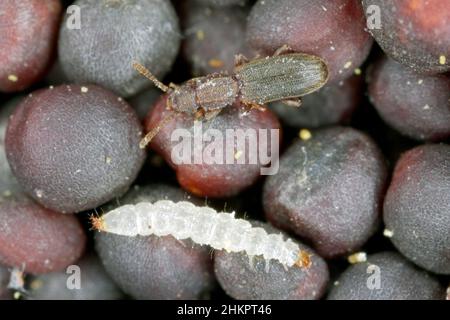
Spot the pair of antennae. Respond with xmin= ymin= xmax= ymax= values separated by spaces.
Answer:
xmin=132 ymin=61 xmax=177 ymax=149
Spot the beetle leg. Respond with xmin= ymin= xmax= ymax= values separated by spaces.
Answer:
xmin=194 ymin=108 xmax=205 ymax=120
xmin=281 ymin=97 xmax=302 ymax=108
xmin=234 ymin=54 xmax=250 ymax=67
xmin=274 ymin=44 xmax=294 ymax=56
xmin=169 ymin=82 xmax=178 ymax=90
xmin=204 ymin=109 xmax=222 ymax=121
xmin=243 ymin=101 xmax=266 ymax=112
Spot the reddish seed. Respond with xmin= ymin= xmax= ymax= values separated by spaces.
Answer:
xmin=368 ymin=57 xmax=450 ymax=141
xmin=362 ymin=0 xmax=450 ymax=74
xmin=144 ymin=96 xmax=281 ymax=198
xmin=0 ymin=197 xmax=86 ymax=274
xmin=246 ymin=0 xmax=373 ymax=83
xmin=0 ymin=0 xmax=62 ymax=92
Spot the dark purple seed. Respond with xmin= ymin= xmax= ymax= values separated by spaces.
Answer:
xmin=28 ymin=254 xmax=123 ymax=300
xmin=128 ymin=87 xmax=161 ymax=121
xmin=263 ymin=126 xmax=387 ymax=258
xmin=214 ymin=221 xmax=329 ymax=300
xmin=328 ymin=252 xmax=444 ymax=300
xmin=195 ymin=0 xmax=248 ymax=7
xmin=0 ymin=265 xmax=12 ymax=300
xmin=58 ymin=0 xmax=180 ymax=97
xmin=181 ymin=1 xmax=254 ymax=75
xmin=95 ymin=184 xmax=215 ymax=300
xmin=5 ymin=85 xmax=145 ymax=213
xmin=270 ymin=75 xmax=363 ymax=128
xmin=383 ymin=144 xmax=450 ymax=274
xmin=368 ymin=57 xmax=450 ymax=141
xmin=246 ymin=0 xmax=373 ymax=83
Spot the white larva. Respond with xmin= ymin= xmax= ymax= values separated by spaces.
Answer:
xmin=92 ymin=200 xmax=311 ymax=270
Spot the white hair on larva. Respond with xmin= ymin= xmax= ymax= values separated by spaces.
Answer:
xmin=92 ymin=200 xmax=311 ymax=269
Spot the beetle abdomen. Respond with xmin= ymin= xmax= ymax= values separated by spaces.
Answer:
xmin=235 ymin=53 xmax=329 ymax=104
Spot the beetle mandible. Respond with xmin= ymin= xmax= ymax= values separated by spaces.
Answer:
xmin=133 ymin=45 xmax=329 ymax=148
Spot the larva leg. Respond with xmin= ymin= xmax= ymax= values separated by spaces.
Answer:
xmin=264 ymin=259 xmax=271 ymax=273
xmin=281 ymin=98 xmax=302 ymax=108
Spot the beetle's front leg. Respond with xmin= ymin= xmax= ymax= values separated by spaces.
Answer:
xmin=194 ymin=108 xmax=205 ymax=120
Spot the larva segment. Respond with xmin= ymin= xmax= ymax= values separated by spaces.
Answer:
xmin=235 ymin=53 xmax=329 ymax=104
xmin=93 ymin=200 xmax=310 ymax=269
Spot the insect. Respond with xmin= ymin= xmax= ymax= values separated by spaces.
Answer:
xmin=91 ymin=200 xmax=312 ymax=271
xmin=133 ymin=45 xmax=329 ymax=148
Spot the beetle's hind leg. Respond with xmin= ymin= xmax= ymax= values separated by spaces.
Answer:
xmin=281 ymin=98 xmax=302 ymax=108
xmin=274 ymin=44 xmax=294 ymax=56
xmin=234 ymin=54 xmax=250 ymax=67
xmin=242 ymin=101 xmax=266 ymax=112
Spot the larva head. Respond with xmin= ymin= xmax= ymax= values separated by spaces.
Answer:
xmin=90 ymin=215 xmax=106 ymax=232
xmin=295 ymin=250 xmax=312 ymax=269
xmin=91 ymin=205 xmax=139 ymax=237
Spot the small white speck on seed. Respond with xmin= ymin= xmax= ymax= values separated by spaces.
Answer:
xmin=106 ymin=156 xmax=112 ymax=164
xmin=35 ymin=189 xmax=44 ymax=198
xmin=344 ymin=61 xmax=352 ymax=69
xmin=383 ymin=228 xmax=394 ymax=238
xmin=8 ymin=74 xmax=18 ymax=82
xmin=439 ymin=55 xmax=446 ymax=65
xmin=334 ymin=281 xmax=340 ymax=286
xmin=348 ymin=252 xmax=367 ymax=264
xmin=49 ymin=85 xmax=54 ymax=89
xmin=423 ymin=104 xmax=430 ymax=110
xmin=234 ymin=150 xmax=243 ymax=160
xmin=117 ymin=97 xmax=123 ymax=102
xmin=418 ymin=79 xmax=423 ymax=85
xmin=354 ymin=68 xmax=362 ymax=75
xmin=81 ymin=86 xmax=89 ymax=93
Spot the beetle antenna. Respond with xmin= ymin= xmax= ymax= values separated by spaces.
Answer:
xmin=132 ymin=61 xmax=170 ymax=92
xmin=139 ymin=112 xmax=176 ymax=149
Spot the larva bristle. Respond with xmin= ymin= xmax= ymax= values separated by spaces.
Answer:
xmin=295 ymin=250 xmax=312 ymax=269
xmin=90 ymin=215 xmax=106 ymax=232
